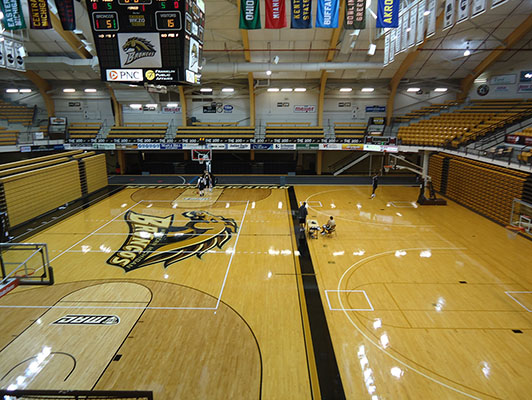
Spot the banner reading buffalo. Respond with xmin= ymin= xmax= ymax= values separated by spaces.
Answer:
xmin=291 ymin=0 xmax=312 ymax=29
xmin=239 ymin=0 xmax=261 ymax=29
xmin=0 ymin=0 xmax=26 ymax=30
xmin=54 ymin=0 xmax=76 ymax=30
xmin=345 ymin=0 xmax=366 ymax=29
xmin=28 ymin=0 xmax=51 ymax=29
xmin=376 ymin=0 xmax=399 ymax=28
xmin=266 ymin=0 xmax=286 ymax=28
xmin=316 ymin=0 xmax=339 ymax=28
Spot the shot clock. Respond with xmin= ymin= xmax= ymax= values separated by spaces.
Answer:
xmin=86 ymin=0 xmax=204 ymax=85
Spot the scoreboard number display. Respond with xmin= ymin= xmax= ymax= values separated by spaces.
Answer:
xmin=86 ymin=0 xmax=204 ymax=85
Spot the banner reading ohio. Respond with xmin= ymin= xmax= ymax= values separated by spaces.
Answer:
xmin=239 ymin=0 xmax=261 ymax=29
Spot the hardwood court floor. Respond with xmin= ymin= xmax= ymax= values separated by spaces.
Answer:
xmin=1 ymin=185 xmax=531 ymax=399
xmin=296 ymin=185 xmax=532 ymax=400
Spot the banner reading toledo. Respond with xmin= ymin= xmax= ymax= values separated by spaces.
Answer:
xmin=376 ymin=0 xmax=399 ymax=28
xmin=291 ymin=0 xmax=312 ymax=29
xmin=239 ymin=0 xmax=261 ymax=29
xmin=316 ymin=0 xmax=339 ymax=28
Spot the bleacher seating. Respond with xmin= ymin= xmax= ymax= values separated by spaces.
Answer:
xmin=265 ymin=122 xmax=323 ymax=139
xmin=0 ymin=127 xmax=18 ymax=146
xmin=68 ymin=122 xmax=102 ymax=140
xmin=176 ymin=122 xmax=254 ymax=139
xmin=0 ymin=100 xmax=35 ymax=126
xmin=334 ymin=122 xmax=366 ymax=139
xmin=398 ymin=99 xmax=532 ymax=147
xmin=107 ymin=122 xmax=167 ymax=139
xmin=395 ymin=100 xmax=460 ymax=123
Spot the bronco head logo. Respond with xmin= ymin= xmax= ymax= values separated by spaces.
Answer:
xmin=107 ymin=210 xmax=238 ymax=272
xmin=122 ymin=37 xmax=157 ymax=66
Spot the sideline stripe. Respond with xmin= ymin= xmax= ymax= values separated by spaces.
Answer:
xmin=288 ymin=187 xmax=346 ymax=399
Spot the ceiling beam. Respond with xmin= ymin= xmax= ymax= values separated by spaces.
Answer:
xmin=248 ymin=72 xmax=255 ymax=126
xmin=21 ymin=71 xmax=54 ymax=117
xmin=458 ymin=14 xmax=532 ymax=101
xmin=318 ymin=70 xmax=328 ymax=127
xmin=385 ymin=11 xmax=445 ymax=123
xmin=50 ymin=12 xmax=93 ymax=59
xmin=326 ymin=0 xmax=346 ymax=62
xmin=179 ymin=86 xmax=187 ymax=127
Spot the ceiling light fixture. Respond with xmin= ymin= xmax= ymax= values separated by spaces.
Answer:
xmin=367 ymin=43 xmax=376 ymax=56
xmin=434 ymin=88 xmax=448 ymax=92
xmin=407 ymin=88 xmax=421 ymax=92
xmin=406 ymin=27 xmax=411 ymax=32
xmin=267 ymin=88 xmax=279 ymax=92
xmin=294 ymin=88 xmax=306 ymax=92
xmin=146 ymin=104 xmax=157 ymax=108
xmin=167 ymin=103 xmax=178 ymax=107
xmin=464 ymin=41 xmax=471 ymax=57
xmin=266 ymin=70 xmax=272 ymax=76
xmin=281 ymin=88 xmax=293 ymax=92
xmin=423 ymin=10 xmax=430 ymax=16
xmin=221 ymin=88 xmax=234 ymax=92
xmin=340 ymin=88 xmax=352 ymax=92
xmin=361 ymin=88 xmax=374 ymax=92
xmin=19 ymin=88 xmax=32 ymax=93
xmin=130 ymin=104 xmax=142 ymax=109
xmin=63 ymin=88 xmax=76 ymax=93
xmin=200 ymin=88 xmax=212 ymax=92
xmin=84 ymin=88 xmax=97 ymax=93
xmin=6 ymin=88 xmax=18 ymax=93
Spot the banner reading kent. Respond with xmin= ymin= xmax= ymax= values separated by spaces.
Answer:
xmin=240 ymin=0 xmax=261 ymax=29
xmin=0 ymin=0 xmax=27 ymax=30
xmin=376 ymin=0 xmax=399 ymax=28
xmin=291 ymin=0 xmax=312 ymax=29
xmin=316 ymin=0 xmax=339 ymax=28
xmin=28 ymin=0 xmax=51 ymax=29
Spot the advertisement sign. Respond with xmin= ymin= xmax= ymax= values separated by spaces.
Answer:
xmin=366 ymin=105 xmax=386 ymax=112
xmin=294 ymin=105 xmax=316 ymax=113
xmin=489 ymin=74 xmax=516 ymax=84
xmin=319 ymin=143 xmax=342 ymax=150
xmin=519 ymin=71 xmax=532 ymax=82
xmin=518 ymin=84 xmax=532 ymax=93
xmin=106 ymin=69 xmax=143 ymax=82
xmin=341 ymin=144 xmax=364 ymax=150
xmin=252 ymin=143 xmax=274 ymax=150
xmin=273 ymin=143 xmax=297 ymax=150
xmin=227 ymin=143 xmax=251 ymax=150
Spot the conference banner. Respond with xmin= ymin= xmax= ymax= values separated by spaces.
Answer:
xmin=376 ymin=0 xmax=399 ymax=28
xmin=0 ymin=41 xmax=5 ymax=68
xmin=401 ymin=12 xmax=408 ymax=51
xmin=416 ymin=0 xmax=426 ymax=45
xmin=457 ymin=0 xmax=470 ymax=24
xmin=239 ymin=0 xmax=261 ymax=29
xmin=266 ymin=0 xmax=286 ymax=29
xmin=443 ymin=0 xmax=455 ymax=30
xmin=0 ymin=0 xmax=26 ymax=30
xmin=471 ymin=0 xmax=486 ymax=18
xmin=491 ymin=0 xmax=508 ymax=8
xmin=291 ymin=0 xmax=312 ymax=29
xmin=395 ymin=13 xmax=402 ymax=53
xmin=316 ymin=0 xmax=339 ymax=28
xmin=384 ymin=33 xmax=390 ymax=66
xmin=426 ymin=0 xmax=437 ymax=36
xmin=389 ymin=30 xmax=395 ymax=62
xmin=408 ymin=5 xmax=417 ymax=48
xmin=28 ymin=0 xmax=51 ymax=29
xmin=54 ymin=0 xmax=76 ymax=30
xmin=345 ymin=0 xmax=366 ymax=29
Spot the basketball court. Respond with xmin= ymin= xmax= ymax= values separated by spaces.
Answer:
xmin=1 ymin=183 xmax=531 ymax=399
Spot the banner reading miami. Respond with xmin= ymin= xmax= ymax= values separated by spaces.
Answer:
xmin=316 ymin=0 xmax=339 ymax=28
xmin=239 ymin=0 xmax=261 ymax=29
xmin=266 ymin=0 xmax=286 ymax=28
xmin=0 ymin=0 xmax=26 ymax=30
xmin=376 ymin=0 xmax=399 ymax=28
xmin=291 ymin=0 xmax=312 ymax=29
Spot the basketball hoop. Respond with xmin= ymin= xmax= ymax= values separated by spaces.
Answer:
xmin=191 ymin=149 xmax=212 ymax=165
xmin=383 ymin=165 xmax=393 ymax=173
xmin=505 ymin=225 xmax=525 ymax=240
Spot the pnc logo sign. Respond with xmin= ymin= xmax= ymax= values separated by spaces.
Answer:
xmin=106 ymin=69 xmax=143 ymax=82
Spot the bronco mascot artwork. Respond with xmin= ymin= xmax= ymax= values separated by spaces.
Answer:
xmin=107 ymin=210 xmax=238 ymax=272
xmin=122 ymin=37 xmax=157 ymax=66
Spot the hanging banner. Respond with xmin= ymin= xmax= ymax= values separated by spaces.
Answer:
xmin=376 ymin=0 xmax=399 ymax=28
xmin=471 ymin=0 xmax=486 ymax=17
xmin=14 ymin=40 xmax=25 ymax=71
xmin=0 ymin=41 xmax=5 ymax=68
xmin=443 ymin=0 xmax=455 ymax=30
xmin=291 ymin=0 xmax=312 ymax=29
xmin=491 ymin=0 xmax=508 ymax=8
xmin=4 ymin=40 xmax=16 ymax=69
xmin=408 ymin=5 xmax=417 ymax=48
xmin=266 ymin=0 xmax=287 ymax=29
xmin=401 ymin=12 xmax=408 ymax=52
xmin=384 ymin=33 xmax=390 ymax=66
xmin=395 ymin=13 xmax=402 ymax=53
xmin=0 ymin=0 xmax=27 ymax=30
xmin=389 ymin=30 xmax=395 ymax=62
xmin=54 ymin=0 xmax=76 ymax=30
xmin=316 ymin=0 xmax=339 ymax=28
xmin=28 ymin=0 xmax=51 ymax=29
xmin=239 ymin=0 xmax=261 ymax=29
xmin=457 ymin=0 xmax=470 ymax=23
xmin=345 ymin=0 xmax=366 ymax=29
xmin=416 ymin=0 xmax=426 ymax=45
xmin=427 ymin=0 xmax=437 ymax=36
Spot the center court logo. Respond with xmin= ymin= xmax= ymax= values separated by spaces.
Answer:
xmin=107 ymin=210 xmax=238 ymax=272
xmin=53 ymin=315 xmax=120 ymax=325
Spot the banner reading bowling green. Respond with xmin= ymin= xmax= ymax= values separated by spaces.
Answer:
xmin=316 ymin=0 xmax=339 ymax=28
xmin=266 ymin=0 xmax=286 ymax=28
xmin=376 ymin=0 xmax=399 ymax=28
xmin=28 ymin=0 xmax=51 ymax=29
xmin=291 ymin=0 xmax=312 ymax=29
xmin=240 ymin=0 xmax=261 ymax=29
xmin=0 ymin=0 xmax=26 ymax=30
xmin=345 ymin=0 xmax=366 ymax=29
xmin=54 ymin=0 xmax=76 ymax=30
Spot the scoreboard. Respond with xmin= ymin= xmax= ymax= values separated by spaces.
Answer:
xmin=86 ymin=0 xmax=204 ymax=85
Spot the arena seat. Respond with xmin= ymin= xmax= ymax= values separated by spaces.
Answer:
xmin=0 ymin=100 xmax=35 ymax=126
xmin=176 ymin=123 xmax=254 ymax=139
xmin=333 ymin=122 xmax=366 ymax=139
xmin=265 ymin=122 xmax=324 ymax=139
xmin=107 ymin=122 xmax=168 ymax=139
xmin=68 ymin=122 xmax=102 ymax=139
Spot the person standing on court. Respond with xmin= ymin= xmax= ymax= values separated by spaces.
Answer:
xmin=197 ymin=175 xmax=207 ymax=197
xmin=298 ymin=202 xmax=308 ymax=226
xmin=370 ymin=172 xmax=379 ymax=199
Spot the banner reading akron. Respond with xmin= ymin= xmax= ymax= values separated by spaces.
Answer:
xmin=376 ymin=0 xmax=399 ymax=28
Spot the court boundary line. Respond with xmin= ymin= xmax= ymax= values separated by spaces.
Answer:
xmin=324 ymin=290 xmax=373 ymax=311
xmin=335 ymin=247 xmax=484 ymax=400
xmin=505 ymin=291 xmax=532 ymax=312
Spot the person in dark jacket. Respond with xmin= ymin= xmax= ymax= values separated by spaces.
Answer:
xmin=298 ymin=202 xmax=308 ymax=226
